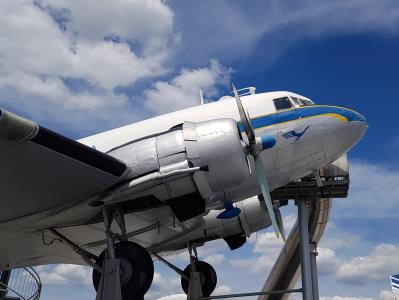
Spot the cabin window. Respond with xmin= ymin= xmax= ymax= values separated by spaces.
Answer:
xmin=273 ymin=97 xmax=293 ymax=111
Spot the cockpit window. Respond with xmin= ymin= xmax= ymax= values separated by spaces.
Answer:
xmin=299 ymin=99 xmax=314 ymax=106
xmin=291 ymin=97 xmax=301 ymax=106
xmin=290 ymin=96 xmax=315 ymax=107
xmin=273 ymin=97 xmax=293 ymax=111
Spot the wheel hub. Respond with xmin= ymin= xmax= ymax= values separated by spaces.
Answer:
xmin=119 ymin=258 xmax=133 ymax=286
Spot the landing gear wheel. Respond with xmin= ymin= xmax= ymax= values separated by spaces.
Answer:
xmin=181 ymin=261 xmax=217 ymax=297
xmin=92 ymin=241 xmax=154 ymax=300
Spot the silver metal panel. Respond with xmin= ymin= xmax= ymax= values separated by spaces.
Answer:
xmin=156 ymin=130 xmax=185 ymax=159
xmin=193 ymin=172 xmax=214 ymax=200
xmin=185 ymin=140 xmax=200 ymax=160
xmin=110 ymin=138 xmax=159 ymax=178
xmin=238 ymin=197 xmax=270 ymax=235
xmin=158 ymin=153 xmax=187 ymax=168
xmin=195 ymin=119 xmax=250 ymax=192
xmin=203 ymin=197 xmax=270 ymax=239
xmin=183 ymin=122 xmax=197 ymax=141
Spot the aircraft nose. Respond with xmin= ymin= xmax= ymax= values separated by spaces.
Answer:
xmin=321 ymin=106 xmax=367 ymax=162
xmin=342 ymin=108 xmax=367 ymax=144
xmin=350 ymin=117 xmax=367 ymax=144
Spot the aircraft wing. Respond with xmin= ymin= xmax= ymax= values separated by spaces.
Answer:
xmin=0 ymin=108 xmax=127 ymax=223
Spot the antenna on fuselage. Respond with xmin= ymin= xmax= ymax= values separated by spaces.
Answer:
xmin=200 ymin=89 xmax=204 ymax=105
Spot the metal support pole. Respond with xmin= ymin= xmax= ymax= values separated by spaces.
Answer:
xmin=50 ymin=228 xmax=101 ymax=272
xmin=310 ymin=243 xmax=320 ymax=300
xmin=298 ymin=199 xmax=313 ymax=300
xmin=153 ymin=253 xmax=189 ymax=280
xmin=96 ymin=206 xmax=122 ymax=300
xmin=187 ymin=242 xmax=203 ymax=300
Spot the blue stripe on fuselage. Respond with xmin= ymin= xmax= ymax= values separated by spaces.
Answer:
xmin=238 ymin=105 xmax=365 ymax=131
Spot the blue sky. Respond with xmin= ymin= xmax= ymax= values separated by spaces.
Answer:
xmin=1 ymin=1 xmax=399 ymax=300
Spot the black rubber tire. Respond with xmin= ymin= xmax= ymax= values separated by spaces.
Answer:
xmin=181 ymin=261 xmax=217 ymax=297
xmin=92 ymin=241 xmax=154 ymax=300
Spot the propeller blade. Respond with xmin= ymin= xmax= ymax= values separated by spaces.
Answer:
xmin=274 ymin=205 xmax=287 ymax=242
xmin=232 ymin=83 xmax=256 ymax=145
xmin=254 ymin=156 xmax=282 ymax=239
xmin=232 ymin=84 xmax=283 ymax=240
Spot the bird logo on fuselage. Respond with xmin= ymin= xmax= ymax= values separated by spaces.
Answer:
xmin=281 ymin=125 xmax=311 ymax=143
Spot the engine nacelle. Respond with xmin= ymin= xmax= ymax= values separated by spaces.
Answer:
xmin=107 ymin=119 xmax=250 ymax=220
xmin=203 ymin=196 xmax=271 ymax=242
xmin=154 ymin=196 xmax=271 ymax=252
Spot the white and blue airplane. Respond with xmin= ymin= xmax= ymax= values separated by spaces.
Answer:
xmin=0 ymin=86 xmax=366 ymax=299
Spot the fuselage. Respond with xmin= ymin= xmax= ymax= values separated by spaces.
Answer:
xmin=80 ymin=91 xmax=367 ymax=202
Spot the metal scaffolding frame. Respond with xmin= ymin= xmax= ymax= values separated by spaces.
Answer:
xmin=184 ymin=198 xmax=321 ymax=300
xmin=94 ymin=156 xmax=349 ymax=300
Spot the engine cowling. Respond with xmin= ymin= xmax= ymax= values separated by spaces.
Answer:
xmin=107 ymin=119 xmax=251 ymax=221
xmin=203 ymin=196 xmax=271 ymax=241
xmin=152 ymin=196 xmax=271 ymax=252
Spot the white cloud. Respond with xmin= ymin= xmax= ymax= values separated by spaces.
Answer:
xmin=44 ymin=0 xmax=175 ymax=56
xmin=230 ymin=254 xmax=276 ymax=275
xmin=169 ymin=0 xmax=399 ymax=65
xmin=230 ymin=233 xmax=282 ymax=274
xmin=202 ymin=254 xmax=224 ymax=266
xmin=335 ymin=244 xmax=399 ymax=285
xmin=319 ymin=234 xmax=362 ymax=251
xmin=317 ymin=247 xmax=342 ymax=276
xmin=379 ymin=290 xmax=394 ymax=300
xmin=310 ymin=243 xmax=399 ymax=286
xmin=334 ymin=161 xmax=399 ymax=218
xmin=251 ymin=232 xmax=284 ymax=256
xmin=165 ymin=239 xmax=226 ymax=265
xmin=157 ymin=294 xmax=186 ymax=300
xmin=317 ymin=291 xmax=394 ymax=300
xmin=321 ymin=297 xmax=372 ymax=300
xmin=0 ymin=1 xmax=236 ymax=134
xmin=197 ymin=239 xmax=227 ymax=258
xmin=0 ymin=0 xmax=176 ymax=133
xmin=213 ymin=284 xmax=232 ymax=295
xmin=0 ymin=0 xmax=173 ymax=89
xmin=231 ymin=214 xmax=297 ymax=274
xmin=248 ymin=214 xmax=295 ymax=253
xmin=144 ymin=59 xmax=232 ymax=114
xmin=147 ymin=272 xmax=182 ymax=300
xmin=37 ymin=264 xmax=91 ymax=285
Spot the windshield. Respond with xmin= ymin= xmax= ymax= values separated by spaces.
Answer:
xmin=273 ymin=97 xmax=293 ymax=111
xmin=291 ymin=96 xmax=315 ymax=107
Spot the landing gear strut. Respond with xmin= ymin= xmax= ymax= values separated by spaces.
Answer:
xmin=93 ymin=241 xmax=154 ymax=300
xmin=49 ymin=206 xmax=154 ymax=300
xmin=155 ymin=243 xmax=217 ymax=299
xmin=182 ymin=244 xmax=217 ymax=298
xmin=180 ymin=260 xmax=217 ymax=297
xmin=94 ymin=206 xmax=154 ymax=300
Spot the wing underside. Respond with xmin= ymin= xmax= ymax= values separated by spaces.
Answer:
xmin=0 ymin=108 xmax=127 ymax=223
xmin=0 ymin=109 xmax=203 ymax=269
